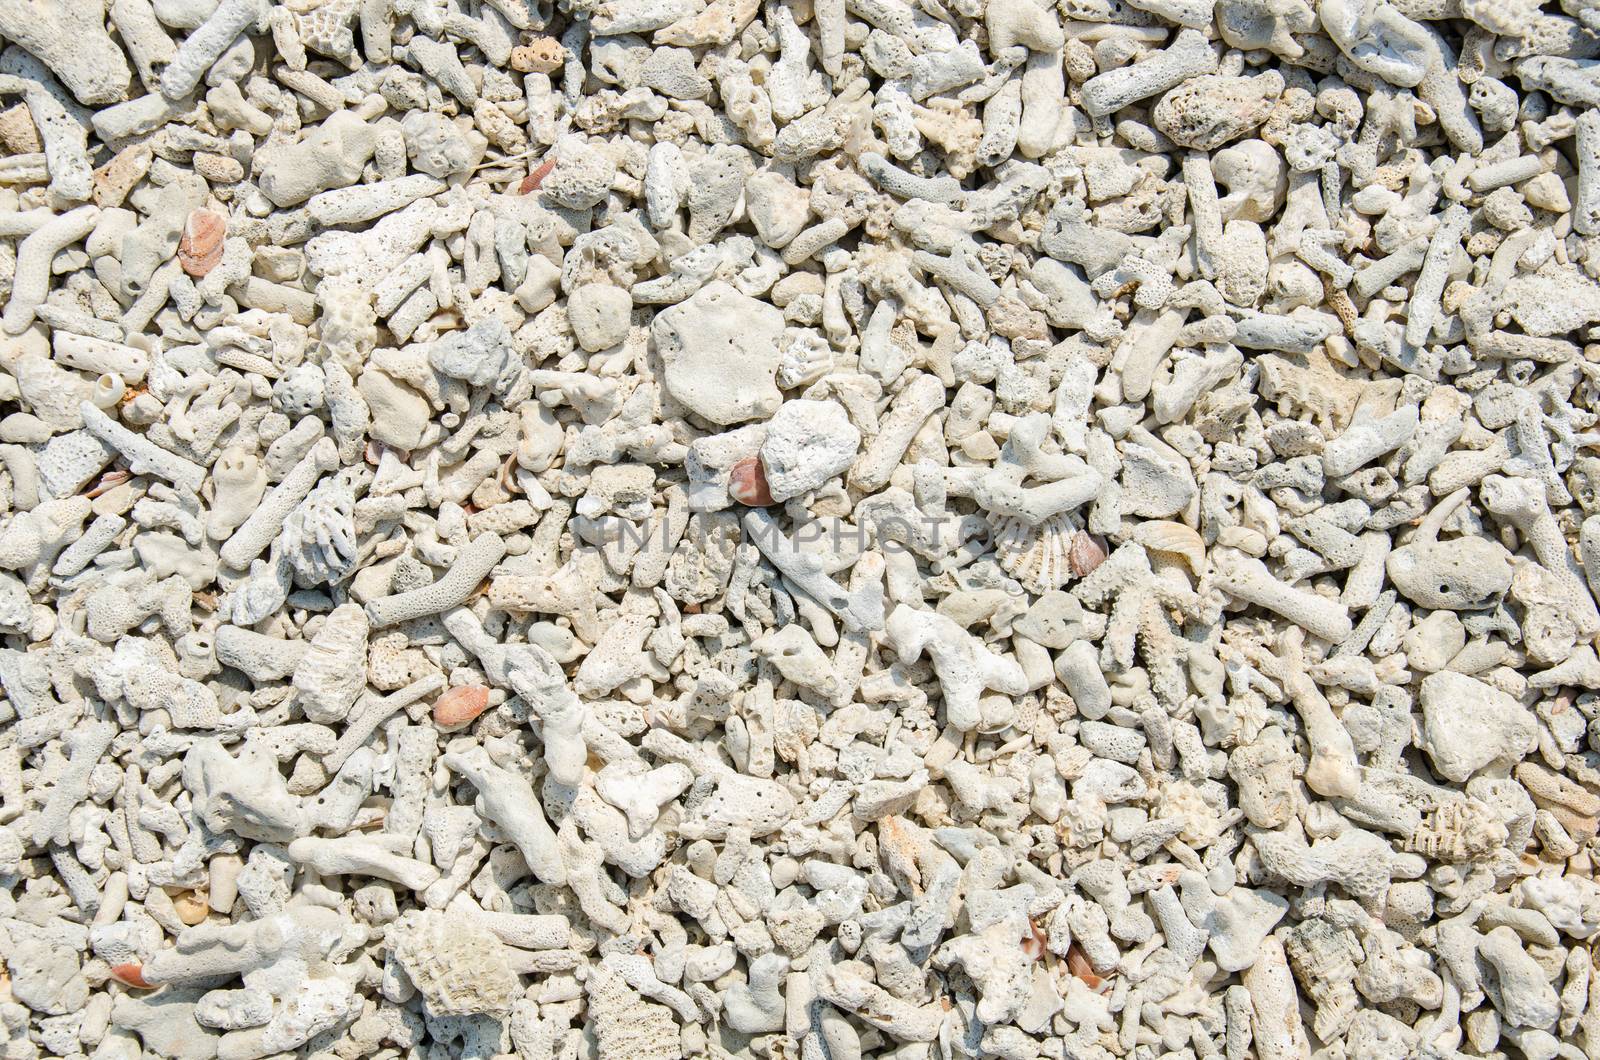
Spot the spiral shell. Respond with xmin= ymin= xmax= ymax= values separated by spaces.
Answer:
xmin=170 ymin=888 xmax=208 ymax=925
xmin=876 ymin=815 xmax=923 ymax=892
xmin=519 ymin=156 xmax=557 ymax=193
xmin=1403 ymin=798 xmax=1508 ymax=862
xmin=1284 ymin=918 xmax=1362 ymax=1041
xmin=1257 ymin=353 xmax=1360 ymax=431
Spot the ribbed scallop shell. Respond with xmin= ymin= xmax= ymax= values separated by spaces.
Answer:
xmin=992 ymin=513 xmax=1076 ymax=593
xmin=291 ymin=602 xmax=368 ymax=723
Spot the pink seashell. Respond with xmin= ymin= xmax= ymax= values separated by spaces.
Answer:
xmin=1068 ymin=531 xmax=1107 ymax=578
xmin=178 ymin=208 xmax=226 ymax=278
xmin=519 ymin=156 xmax=556 ymax=194
xmin=1066 ymin=943 xmax=1104 ymax=989
xmin=110 ymin=962 xmax=151 ymax=988
xmin=433 ymin=684 xmax=490 ymax=728
xmin=729 ymin=456 xmax=774 ymax=506
xmin=1022 ymin=920 xmax=1047 ymax=961
xmin=83 ymin=468 xmax=132 ymax=497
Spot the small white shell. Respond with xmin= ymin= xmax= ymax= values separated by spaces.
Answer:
xmin=1135 ymin=520 xmax=1206 ymax=573
xmin=992 ymin=513 xmax=1077 ymax=593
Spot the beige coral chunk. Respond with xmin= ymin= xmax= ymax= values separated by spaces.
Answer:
xmin=1499 ymin=268 xmax=1600 ymax=336
xmin=389 ymin=910 xmax=521 ymax=1017
xmin=1154 ymin=72 xmax=1285 ymax=149
xmin=652 ymin=281 xmax=785 ymax=426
